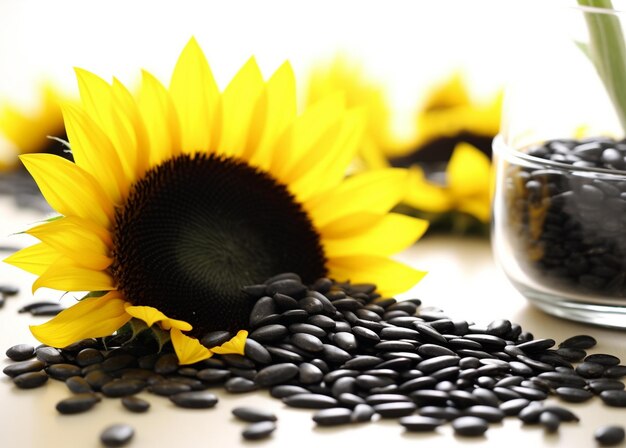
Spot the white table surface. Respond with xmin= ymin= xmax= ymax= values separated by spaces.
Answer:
xmin=0 ymin=196 xmax=625 ymax=448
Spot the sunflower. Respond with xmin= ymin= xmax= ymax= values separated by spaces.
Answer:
xmin=0 ymin=85 xmax=71 ymax=170
xmin=404 ymin=142 xmax=493 ymax=224
xmin=4 ymin=38 xmax=428 ymax=365
xmin=307 ymin=64 xmax=501 ymax=228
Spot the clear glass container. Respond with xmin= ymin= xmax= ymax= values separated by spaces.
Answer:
xmin=492 ymin=2 xmax=626 ymax=328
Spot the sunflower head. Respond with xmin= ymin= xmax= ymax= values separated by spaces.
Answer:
xmin=5 ymin=38 xmax=427 ymax=364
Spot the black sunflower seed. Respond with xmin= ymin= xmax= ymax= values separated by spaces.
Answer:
xmin=100 ymin=424 xmax=134 ymax=447
xmin=241 ymin=421 xmax=276 ymax=440
xmin=6 ymin=344 xmax=35 ymax=361
xmin=232 ymin=406 xmax=277 ymax=422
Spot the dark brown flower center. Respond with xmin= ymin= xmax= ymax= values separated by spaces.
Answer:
xmin=111 ymin=153 xmax=326 ymax=336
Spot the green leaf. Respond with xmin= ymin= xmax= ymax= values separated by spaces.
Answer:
xmin=578 ymin=0 xmax=626 ymax=132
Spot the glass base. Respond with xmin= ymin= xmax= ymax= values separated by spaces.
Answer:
xmin=511 ymin=279 xmax=626 ymax=329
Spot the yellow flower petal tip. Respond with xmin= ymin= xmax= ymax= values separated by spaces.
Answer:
xmin=7 ymin=39 xmax=425 ymax=353
xmin=210 ymin=330 xmax=248 ymax=356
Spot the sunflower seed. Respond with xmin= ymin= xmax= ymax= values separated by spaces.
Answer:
xmin=312 ymin=407 xmax=352 ymax=426
xmin=400 ymin=415 xmax=444 ymax=432
xmin=595 ymin=425 xmax=626 ymax=446
xmin=13 ymin=371 xmax=49 ymax=389
xmin=452 ymin=416 xmax=489 ymax=436
xmin=282 ymin=393 xmax=338 ymax=409
xmin=121 ymin=396 xmax=151 ymax=413
xmin=65 ymin=376 xmax=93 ymax=394
xmin=254 ymin=363 xmax=299 ymax=387
xmin=100 ymin=424 xmax=134 ymax=447
xmin=242 ymin=421 xmax=276 ymax=440
xmin=600 ymin=390 xmax=626 ymax=407
xmin=56 ymin=393 xmax=101 ymax=414
xmin=6 ymin=344 xmax=35 ymax=361
xmin=232 ymin=406 xmax=277 ymax=422
xmin=169 ymin=391 xmax=218 ymax=408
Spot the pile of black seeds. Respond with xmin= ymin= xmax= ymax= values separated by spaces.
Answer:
xmin=3 ymin=273 xmax=626 ymax=445
xmin=500 ymin=136 xmax=626 ymax=297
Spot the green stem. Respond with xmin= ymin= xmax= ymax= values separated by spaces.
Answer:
xmin=578 ymin=0 xmax=626 ymax=133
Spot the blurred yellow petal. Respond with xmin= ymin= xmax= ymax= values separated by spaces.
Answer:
xmin=328 ymin=255 xmax=426 ymax=296
xmin=458 ymin=198 xmax=491 ymax=223
xmin=307 ymin=169 xmax=408 ymax=227
xmin=210 ymin=330 xmax=248 ymax=355
xmin=169 ymin=37 xmax=219 ymax=153
xmin=33 ymin=257 xmax=115 ymax=293
xmin=139 ymin=70 xmax=181 ymax=165
xmin=0 ymin=84 xmax=64 ymax=154
xmin=30 ymin=292 xmax=130 ymax=348
xmin=217 ymin=57 xmax=264 ymax=158
xmin=448 ymin=142 xmax=492 ymax=197
xmin=170 ymin=328 xmax=213 ymax=365
xmin=324 ymin=213 xmax=428 ymax=258
xmin=19 ymin=154 xmax=113 ymax=227
xmin=3 ymin=243 xmax=62 ymax=275
xmin=404 ymin=165 xmax=453 ymax=213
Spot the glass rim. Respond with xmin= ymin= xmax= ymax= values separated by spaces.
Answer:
xmin=492 ymin=134 xmax=626 ymax=177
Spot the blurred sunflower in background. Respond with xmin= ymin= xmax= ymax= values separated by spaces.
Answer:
xmin=5 ymin=38 xmax=428 ymax=365
xmin=306 ymin=61 xmax=502 ymax=235
xmin=0 ymin=85 xmax=71 ymax=208
xmin=0 ymin=85 xmax=71 ymax=168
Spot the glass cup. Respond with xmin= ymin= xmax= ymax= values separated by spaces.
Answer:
xmin=492 ymin=2 xmax=626 ymax=328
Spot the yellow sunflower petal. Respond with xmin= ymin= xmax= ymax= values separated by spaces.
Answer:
xmin=3 ymin=242 xmax=62 ymax=276
xmin=26 ymin=217 xmax=112 ymax=270
xmin=30 ymin=292 xmax=131 ymax=348
xmin=62 ymin=103 xmax=126 ymax=205
xmin=448 ymin=142 xmax=492 ymax=197
xmin=458 ymin=198 xmax=492 ymax=223
xmin=169 ymin=37 xmax=219 ymax=154
xmin=306 ymin=168 xmax=409 ymax=228
xmin=19 ymin=154 xmax=114 ymax=227
xmin=124 ymin=305 xmax=193 ymax=332
xmin=209 ymin=330 xmax=248 ymax=355
xmin=404 ymin=165 xmax=454 ymax=213
xmin=246 ymin=61 xmax=296 ymax=169
xmin=318 ymin=212 xmax=384 ymax=239
xmin=33 ymin=256 xmax=116 ymax=293
xmin=124 ymin=305 xmax=169 ymax=328
xmin=160 ymin=317 xmax=193 ymax=332
xmin=271 ymin=92 xmax=345 ymax=177
xmin=217 ymin=57 xmax=264 ymax=158
xmin=170 ymin=328 xmax=213 ymax=365
xmin=288 ymin=109 xmax=365 ymax=201
xmin=323 ymin=213 xmax=428 ymax=258
xmin=139 ymin=70 xmax=182 ymax=166
xmin=111 ymin=77 xmax=151 ymax=179
xmin=327 ymin=255 xmax=426 ymax=296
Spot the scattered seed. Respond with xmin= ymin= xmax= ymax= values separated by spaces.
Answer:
xmin=100 ymin=424 xmax=134 ymax=447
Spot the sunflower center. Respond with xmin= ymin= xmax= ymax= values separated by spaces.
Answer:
xmin=111 ymin=153 xmax=327 ymax=336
